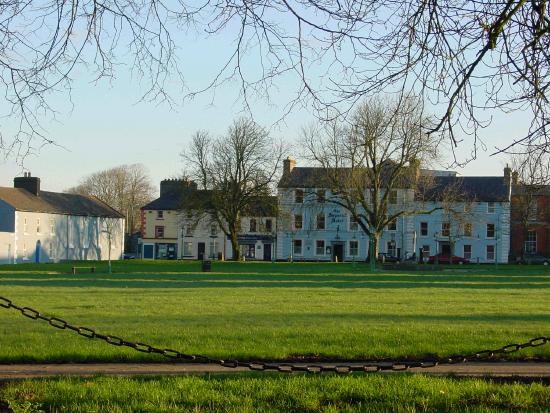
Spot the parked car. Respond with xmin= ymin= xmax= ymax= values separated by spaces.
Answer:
xmin=518 ymin=255 xmax=550 ymax=265
xmin=427 ymin=253 xmax=469 ymax=264
xmin=123 ymin=253 xmax=137 ymax=260
xmin=377 ymin=252 xmax=400 ymax=263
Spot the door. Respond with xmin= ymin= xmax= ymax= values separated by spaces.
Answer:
xmin=440 ymin=242 xmax=451 ymax=255
xmin=332 ymin=244 xmax=344 ymax=262
xmin=198 ymin=242 xmax=206 ymax=260
xmin=35 ymin=240 xmax=41 ymax=263
xmin=263 ymin=243 xmax=272 ymax=261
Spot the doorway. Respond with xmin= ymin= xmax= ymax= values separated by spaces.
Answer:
xmin=263 ymin=243 xmax=272 ymax=261
xmin=332 ymin=243 xmax=344 ymax=262
xmin=198 ymin=242 xmax=206 ymax=260
xmin=439 ymin=241 xmax=451 ymax=255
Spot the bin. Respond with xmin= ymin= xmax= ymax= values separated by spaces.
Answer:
xmin=202 ymin=260 xmax=212 ymax=272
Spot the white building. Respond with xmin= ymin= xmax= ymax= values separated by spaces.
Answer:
xmin=0 ymin=174 xmax=125 ymax=264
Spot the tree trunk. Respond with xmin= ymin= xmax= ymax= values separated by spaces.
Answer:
xmin=368 ymin=233 xmax=380 ymax=264
xmin=230 ymin=232 xmax=241 ymax=261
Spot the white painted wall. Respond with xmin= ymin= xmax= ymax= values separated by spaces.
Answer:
xmin=0 ymin=210 xmax=124 ymax=264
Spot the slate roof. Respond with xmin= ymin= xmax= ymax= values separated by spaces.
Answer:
xmin=142 ymin=188 xmax=278 ymax=217
xmin=0 ymin=188 xmax=124 ymax=218
xmin=278 ymin=166 xmax=416 ymax=189
xmin=278 ymin=167 xmax=510 ymax=202
xmin=512 ymin=184 xmax=550 ymax=196
xmin=420 ymin=176 xmax=510 ymax=202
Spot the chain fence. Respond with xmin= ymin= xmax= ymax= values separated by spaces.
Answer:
xmin=1 ymin=295 xmax=548 ymax=374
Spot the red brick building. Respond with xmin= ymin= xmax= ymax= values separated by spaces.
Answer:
xmin=510 ymin=184 xmax=550 ymax=261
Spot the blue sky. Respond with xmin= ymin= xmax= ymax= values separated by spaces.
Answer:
xmin=0 ymin=14 xmax=530 ymax=194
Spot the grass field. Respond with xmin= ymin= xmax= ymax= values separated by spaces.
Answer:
xmin=0 ymin=260 xmax=549 ymax=362
xmin=2 ymin=374 xmax=550 ymax=413
xmin=1 ymin=260 xmax=549 ymax=412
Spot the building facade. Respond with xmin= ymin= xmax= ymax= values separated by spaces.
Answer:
xmin=0 ymin=174 xmax=125 ymax=264
xmin=276 ymin=159 xmax=512 ymax=263
xmin=510 ymin=183 xmax=550 ymax=261
xmin=140 ymin=179 xmax=277 ymax=260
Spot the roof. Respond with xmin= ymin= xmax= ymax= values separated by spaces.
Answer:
xmin=512 ymin=184 xmax=550 ymax=196
xmin=421 ymin=176 xmax=510 ymax=202
xmin=0 ymin=188 xmax=124 ymax=218
xmin=142 ymin=188 xmax=278 ymax=217
xmin=278 ymin=167 xmax=510 ymax=202
xmin=278 ymin=166 xmax=417 ymax=189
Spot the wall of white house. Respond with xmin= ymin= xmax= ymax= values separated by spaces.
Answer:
xmin=0 ymin=210 xmax=124 ymax=264
xmin=276 ymin=188 xmax=511 ymax=263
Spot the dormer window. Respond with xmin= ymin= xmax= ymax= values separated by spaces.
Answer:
xmin=295 ymin=189 xmax=304 ymax=204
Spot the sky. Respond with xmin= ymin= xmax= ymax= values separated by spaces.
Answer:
xmin=0 ymin=7 xmax=531 ymax=195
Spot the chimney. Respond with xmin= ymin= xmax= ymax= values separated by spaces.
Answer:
xmin=512 ymin=171 xmax=519 ymax=185
xmin=14 ymin=172 xmax=40 ymax=196
xmin=504 ymin=165 xmax=512 ymax=185
xmin=283 ymin=157 xmax=296 ymax=176
xmin=159 ymin=178 xmax=197 ymax=196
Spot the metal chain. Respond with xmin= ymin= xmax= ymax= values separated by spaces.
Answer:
xmin=1 ymin=296 xmax=548 ymax=374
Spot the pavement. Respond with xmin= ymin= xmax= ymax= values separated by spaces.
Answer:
xmin=1 ymin=362 xmax=550 ymax=379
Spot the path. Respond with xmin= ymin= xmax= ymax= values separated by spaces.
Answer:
xmin=1 ymin=363 xmax=550 ymax=379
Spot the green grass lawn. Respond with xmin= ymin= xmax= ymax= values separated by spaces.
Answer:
xmin=2 ymin=374 xmax=550 ymax=413
xmin=0 ymin=260 xmax=548 ymax=362
xmin=1 ymin=261 xmax=550 ymax=412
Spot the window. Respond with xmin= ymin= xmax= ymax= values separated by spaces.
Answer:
xmin=463 ymin=223 xmax=472 ymax=237
xmin=36 ymin=218 xmax=40 ymax=234
xmin=524 ymin=231 xmax=537 ymax=254
xmin=316 ymin=213 xmax=326 ymax=230
xmin=387 ymin=219 xmax=397 ymax=231
xmin=389 ymin=190 xmax=398 ymax=204
xmin=349 ymin=215 xmax=359 ymax=231
xmin=315 ymin=189 xmax=325 ymax=203
xmin=487 ymin=202 xmax=495 ymax=213
xmin=265 ymin=219 xmax=273 ymax=232
xmin=244 ymin=244 xmax=256 ymax=259
xmin=528 ymin=202 xmax=538 ymax=221
xmin=316 ymin=240 xmax=325 ymax=255
xmin=349 ymin=240 xmax=359 ymax=256
xmin=50 ymin=219 xmax=55 ymax=235
xmin=422 ymin=245 xmax=430 ymax=258
xmin=155 ymin=226 xmax=164 ymax=238
xmin=387 ymin=241 xmax=397 ymax=256
xmin=210 ymin=223 xmax=218 ymax=236
xmin=185 ymin=225 xmax=193 ymax=236
xmin=295 ymin=189 xmax=304 ymax=204
xmin=209 ymin=241 xmax=218 ymax=258
xmin=249 ymin=218 xmax=257 ymax=232
xmin=441 ymin=222 xmax=450 ymax=237
xmin=464 ymin=203 xmax=472 ymax=213
xmin=183 ymin=242 xmax=193 ymax=256
xmin=157 ymin=210 xmax=164 ymax=219
xmin=293 ymin=239 xmax=303 ymax=255
xmin=294 ymin=214 xmax=303 ymax=230
xmin=486 ymin=223 xmax=495 ymax=238
xmin=23 ymin=218 xmax=27 ymax=234
xmin=420 ymin=222 xmax=428 ymax=236
xmin=463 ymin=244 xmax=472 ymax=259
xmin=486 ymin=245 xmax=495 ymax=261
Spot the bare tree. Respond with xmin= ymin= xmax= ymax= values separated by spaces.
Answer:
xmin=437 ymin=179 xmax=476 ymax=259
xmin=67 ymin=164 xmax=155 ymax=237
xmin=511 ymin=148 xmax=550 ymax=260
xmin=183 ymin=118 xmax=284 ymax=260
xmin=303 ymin=96 xmax=441 ymax=262
xmin=3 ymin=1 xmax=548 ymax=159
